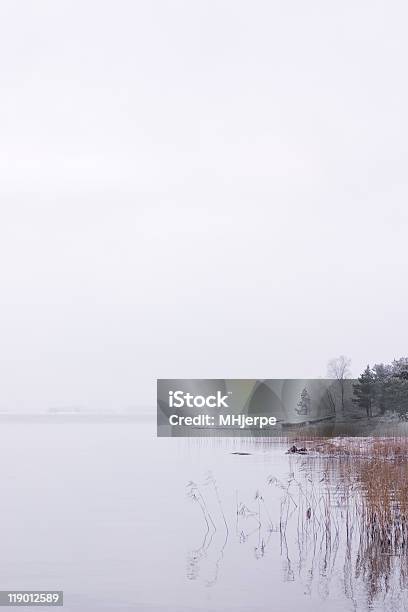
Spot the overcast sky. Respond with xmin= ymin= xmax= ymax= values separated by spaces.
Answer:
xmin=1 ymin=1 xmax=407 ymax=411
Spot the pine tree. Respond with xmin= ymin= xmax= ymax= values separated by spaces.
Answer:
xmin=392 ymin=357 xmax=408 ymax=380
xmin=296 ymin=388 xmax=311 ymax=416
xmin=353 ymin=365 xmax=375 ymax=417
xmin=368 ymin=358 xmax=408 ymax=417
xmin=372 ymin=363 xmax=394 ymax=414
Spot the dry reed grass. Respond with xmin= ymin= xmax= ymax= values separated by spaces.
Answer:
xmin=311 ymin=436 xmax=408 ymax=458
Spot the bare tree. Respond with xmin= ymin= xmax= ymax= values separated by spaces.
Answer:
xmin=327 ymin=355 xmax=352 ymax=413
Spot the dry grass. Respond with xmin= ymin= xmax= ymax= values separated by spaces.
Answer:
xmin=279 ymin=452 xmax=408 ymax=600
xmin=311 ymin=436 xmax=408 ymax=458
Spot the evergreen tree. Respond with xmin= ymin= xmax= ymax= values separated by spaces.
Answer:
xmin=388 ymin=359 xmax=408 ymax=417
xmin=355 ymin=358 xmax=408 ymax=418
xmin=353 ymin=365 xmax=375 ymax=417
xmin=296 ymin=388 xmax=311 ymax=416
xmin=392 ymin=357 xmax=408 ymax=380
xmin=372 ymin=363 xmax=394 ymax=414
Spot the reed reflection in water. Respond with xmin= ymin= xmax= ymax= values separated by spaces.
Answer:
xmin=187 ymin=444 xmax=408 ymax=611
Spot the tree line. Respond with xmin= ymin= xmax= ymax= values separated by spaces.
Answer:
xmin=353 ymin=358 xmax=408 ymax=417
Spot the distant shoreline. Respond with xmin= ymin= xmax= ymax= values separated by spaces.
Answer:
xmin=0 ymin=413 xmax=155 ymax=422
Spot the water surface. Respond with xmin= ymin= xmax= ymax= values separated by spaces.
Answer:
xmin=1 ymin=419 xmax=407 ymax=611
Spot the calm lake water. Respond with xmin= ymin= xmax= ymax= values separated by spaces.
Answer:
xmin=1 ymin=418 xmax=407 ymax=611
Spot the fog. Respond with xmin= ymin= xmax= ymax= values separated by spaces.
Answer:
xmin=1 ymin=1 xmax=407 ymax=411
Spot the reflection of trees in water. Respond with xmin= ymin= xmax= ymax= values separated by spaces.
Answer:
xmin=187 ymin=456 xmax=408 ymax=610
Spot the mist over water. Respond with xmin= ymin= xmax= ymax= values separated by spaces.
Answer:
xmin=2 ymin=418 xmax=406 ymax=611
xmin=2 ymin=2 xmax=408 ymax=610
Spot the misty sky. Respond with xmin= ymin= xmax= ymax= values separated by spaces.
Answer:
xmin=1 ymin=1 xmax=407 ymax=411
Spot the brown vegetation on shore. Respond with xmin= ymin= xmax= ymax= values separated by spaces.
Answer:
xmin=311 ymin=436 xmax=408 ymax=459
